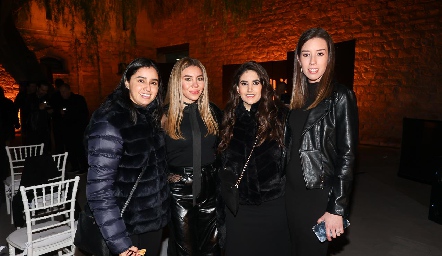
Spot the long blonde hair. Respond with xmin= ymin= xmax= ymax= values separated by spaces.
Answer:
xmin=163 ymin=57 xmax=218 ymax=139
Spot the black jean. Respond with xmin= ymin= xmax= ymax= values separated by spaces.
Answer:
xmin=167 ymin=163 xmax=221 ymax=256
xmin=129 ymin=229 xmax=163 ymax=256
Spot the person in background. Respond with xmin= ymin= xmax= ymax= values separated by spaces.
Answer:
xmin=85 ymin=58 xmax=169 ymax=256
xmin=55 ymin=83 xmax=89 ymax=173
xmin=51 ymin=78 xmax=65 ymax=153
xmin=14 ymin=81 xmax=37 ymax=144
xmin=0 ymin=86 xmax=19 ymax=146
xmin=25 ymin=82 xmax=53 ymax=150
xmin=217 ymin=61 xmax=290 ymax=256
xmin=275 ymin=81 xmax=291 ymax=105
xmin=285 ymin=27 xmax=359 ymax=255
xmin=162 ymin=57 xmax=221 ymax=256
xmin=0 ymin=86 xmax=20 ymax=183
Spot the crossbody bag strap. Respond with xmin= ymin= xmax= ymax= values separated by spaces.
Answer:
xmin=234 ymin=137 xmax=258 ymax=188
xmin=120 ymin=165 xmax=146 ymax=216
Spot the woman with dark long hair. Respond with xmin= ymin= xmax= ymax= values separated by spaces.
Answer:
xmin=218 ymin=61 xmax=290 ymax=256
xmin=285 ymin=27 xmax=359 ymax=255
xmin=85 ymin=58 xmax=169 ymax=256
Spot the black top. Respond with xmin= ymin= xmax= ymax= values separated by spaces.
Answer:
xmin=286 ymin=82 xmax=319 ymax=188
xmin=165 ymin=103 xmax=217 ymax=167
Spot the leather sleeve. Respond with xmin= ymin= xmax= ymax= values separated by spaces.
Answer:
xmin=326 ymin=88 xmax=359 ymax=217
xmin=85 ymin=119 xmax=132 ymax=254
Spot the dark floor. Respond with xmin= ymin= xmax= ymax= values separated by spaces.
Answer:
xmin=1 ymin=144 xmax=441 ymax=255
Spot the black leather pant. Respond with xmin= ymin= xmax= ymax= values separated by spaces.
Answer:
xmin=167 ymin=163 xmax=220 ymax=256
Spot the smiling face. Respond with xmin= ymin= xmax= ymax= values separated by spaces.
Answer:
xmin=181 ymin=65 xmax=204 ymax=104
xmin=237 ymin=70 xmax=262 ymax=111
xmin=298 ymin=37 xmax=329 ymax=83
xmin=125 ymin=67 xmax=159 ymax=107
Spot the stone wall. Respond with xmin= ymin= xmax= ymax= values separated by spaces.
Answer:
xmin=0 ymin=65 xmax=19 ymax=100
xmin=151 ymin=0 xmax=442 ymax=147
xmin=13 ymin=2 xmax=157 ymax=112
xmin=4 ymin=0 xmax=442 ymax=147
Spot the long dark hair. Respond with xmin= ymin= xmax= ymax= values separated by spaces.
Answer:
xmin=290 ymin=27 xmax=336 ymax=110
xmin=218 ymin=61 xmax=285 ymax=152
xmin=103 ymin=58 xmax=163 ymax=127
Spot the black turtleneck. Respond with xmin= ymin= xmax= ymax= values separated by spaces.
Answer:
xmin=165 ymin=103 xmax=217 ymax=167
xmin=286 ymin=82 xmax=319 ymax=188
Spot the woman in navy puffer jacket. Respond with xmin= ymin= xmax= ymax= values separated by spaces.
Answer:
xmin=85 ymin=58 xmax=169 ymax=256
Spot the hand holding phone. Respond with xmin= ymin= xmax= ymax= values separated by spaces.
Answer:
xmin=312 ymin=219 xmax=350 ymax=242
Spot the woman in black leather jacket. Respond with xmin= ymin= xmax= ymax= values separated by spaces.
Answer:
xmin=218 ymin=61 xmax=290 ymax=256
xmin=285 ymin=28 xmax=359 ymax=255
xmin=162 ymin=57 xmax=221 ymax=256
xmin=85 ymin=58 xmax=169 ymax=256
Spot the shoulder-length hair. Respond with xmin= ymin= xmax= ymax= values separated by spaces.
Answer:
xmin=218 ymin=61 xmax=285 ymax=152
xmin=102 ymin=58 xmax=163 ymax=127
xmin=163 ymin=57 xmax=218 ymax=139
xmin=290 ymin=27 xmax=336 ymax=110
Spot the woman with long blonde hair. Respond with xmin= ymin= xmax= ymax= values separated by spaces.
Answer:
xmin=163 ymin=57 xmax=222 ymax=256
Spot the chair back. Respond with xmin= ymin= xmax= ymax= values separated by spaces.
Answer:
xmin=5 ymin=144 xmax=45 ymax=191
xmin=20 ymin=176 xmax=80 ymax=255
xmin=48 ymin=152 xmax=69 ymax=183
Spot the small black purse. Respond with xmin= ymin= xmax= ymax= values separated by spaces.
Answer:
xmin=74 ymin=208 xmax=111 ymax=256
xmin=219 ymin=166 xmax=240 ymax=215
xmin=219 ymin=138 xmax=257 ymax=216
xmin=74 ymin=168 xmax=145 ymax=255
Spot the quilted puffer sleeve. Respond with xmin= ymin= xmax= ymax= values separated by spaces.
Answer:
xmin=85 ymin=119 xmax=132 ymax=254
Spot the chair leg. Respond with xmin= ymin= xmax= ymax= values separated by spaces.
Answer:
xmin=5 ymin=188 xmax=10 ymax=215
xmin=8 ymin=243 xmax=16 ymax=256
xmin=10 ymin=198 xmax=14 ymax=225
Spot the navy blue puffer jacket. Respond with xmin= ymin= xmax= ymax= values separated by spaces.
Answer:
xmin=85 ymin=95 xmax=169 ymax=254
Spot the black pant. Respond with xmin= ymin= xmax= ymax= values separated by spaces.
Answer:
xmin=167 ymin=164 xmax=220 ymax=256
xmin=129 ymin=229 xmax=163 ymax=256
xmin=285 ymin=183 xmax=330 ymax=256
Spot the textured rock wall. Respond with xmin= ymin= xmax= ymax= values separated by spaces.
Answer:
xmin=151 ymin=0 xmax=442 ymax=146
xmin=2 ymin=0 xmax=441 ymax=146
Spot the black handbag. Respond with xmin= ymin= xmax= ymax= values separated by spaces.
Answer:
xmin=74 ymin=168 xmax=145 ymax=256
xmin=219 ymin=138 xmax=257 ymax=216
xmin=74 ymin=209 xmax=111 ymax=256
xmin=219 ymin=166 xmax=240 ymax=216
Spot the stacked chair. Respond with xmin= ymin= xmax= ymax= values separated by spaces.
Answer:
xmin=6 ymin=176 xmax=80 ymax=256
xmin=4 ymin=144 xmax=44 ymax=223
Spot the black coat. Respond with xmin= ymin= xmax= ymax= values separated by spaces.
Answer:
xmin=85 ymin=96 xmax=169 ymax=254
xmin=54 ymin=92 xmax=89 ymax=134
xmin=285 ymin=83 xmax=359 ymax=217
xmin=0 ymin=96 xmax=19 ymax=142
xmin=217 ymin=102 xmax=288 ymax=247
xmin=221 ymin=102 xmax=287 ymax=205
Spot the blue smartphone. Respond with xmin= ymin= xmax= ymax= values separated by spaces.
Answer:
xmin=312 ymin=219 xmax=350 ymax=242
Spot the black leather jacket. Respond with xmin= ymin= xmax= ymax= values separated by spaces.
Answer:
xmin=285 ymin=83 xmax=358 ymax=217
